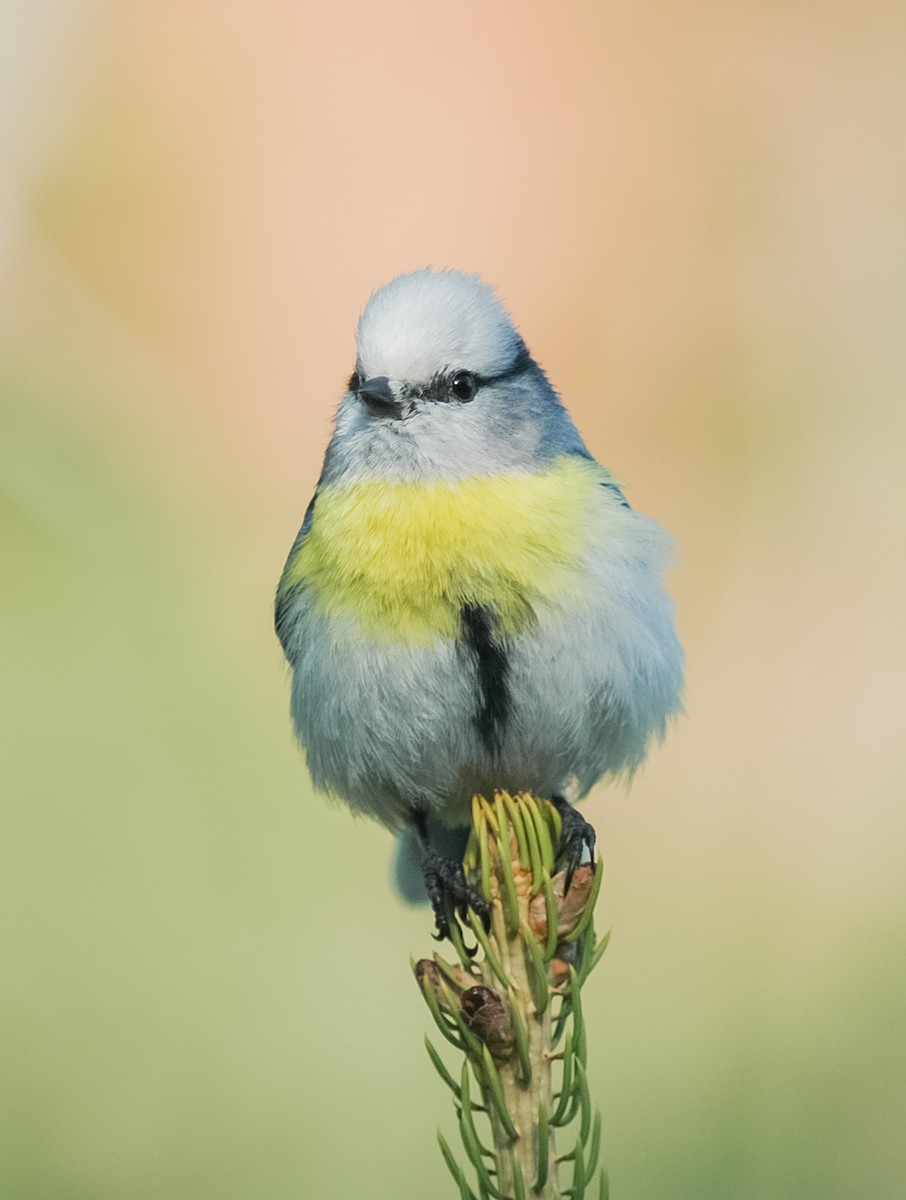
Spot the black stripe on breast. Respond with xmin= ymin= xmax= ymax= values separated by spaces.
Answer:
xmin=460 ymin=603 xmax=511 ymax=756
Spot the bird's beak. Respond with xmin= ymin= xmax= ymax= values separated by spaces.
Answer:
xmin=357 ymin=375 xmax=401 ymax=417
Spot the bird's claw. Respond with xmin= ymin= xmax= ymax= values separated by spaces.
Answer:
xmin=421 ymin=846 xmax=490 ymax=944
xmin=552 ymin=794 xmax=597 ymax=894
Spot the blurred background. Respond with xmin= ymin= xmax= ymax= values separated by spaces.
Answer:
xmin=2 ymin=2 xmax=905 ymax=1197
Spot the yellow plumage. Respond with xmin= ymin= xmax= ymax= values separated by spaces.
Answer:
xmin=288 ymin=457 xmax=616 ymax=642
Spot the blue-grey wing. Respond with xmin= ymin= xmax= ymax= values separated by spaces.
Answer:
xmin=274 ymin=489 xmax=317 ymax=657
xmin=601 ymin=478 xmax=630 ymax=509
xmin=566 ymin=446 xmax=631 ymax=510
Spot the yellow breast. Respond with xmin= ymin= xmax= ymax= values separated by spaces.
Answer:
xmin=288 ymin=457 xmax=610 ymax=642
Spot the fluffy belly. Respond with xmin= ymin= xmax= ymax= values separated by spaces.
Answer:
xmin=290 ymin=608 xmax=562 ymax=828
xmin=288 ymin=572 xmax=673 ymax=831
xmin=283 ymin=468 xmax=683 ymax=829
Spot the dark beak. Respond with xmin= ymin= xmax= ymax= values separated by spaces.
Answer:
xmin=357 ymin=375 xmax=400 ymax=416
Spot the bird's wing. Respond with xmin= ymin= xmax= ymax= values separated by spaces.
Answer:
xmin=562 ymin=445 xmax=631 ymax=510
xmin=569 ymin=449 xmax=631 ymax=510
xmin=600 ymin=477 xmax=631 ymax=509
xmin=274 ymin=489 xmax=318 ymax=656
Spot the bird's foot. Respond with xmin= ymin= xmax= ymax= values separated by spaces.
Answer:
xmin=421 ymin=843 xmax=490 ymax=943
xmin=412 ymin=811 xmax=490 ymax=943
xmin=551 ymin=794 xmax=597 ymax=894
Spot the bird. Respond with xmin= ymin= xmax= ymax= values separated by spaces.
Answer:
xmin=275 ymin=268 xmax=684 ymax=939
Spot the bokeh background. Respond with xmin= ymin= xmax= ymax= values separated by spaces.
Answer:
xmin=3 ymin=3 xmax=905 ymax=1197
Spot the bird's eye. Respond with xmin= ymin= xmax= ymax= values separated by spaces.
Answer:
xmin=348 ymin=371 xmax=361 ymax=392
xmin=450 ymin=370 xmax=477 ymax=401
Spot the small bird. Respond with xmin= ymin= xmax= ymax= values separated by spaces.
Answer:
xmin=275 ymin=269 xmax=683 ymax=938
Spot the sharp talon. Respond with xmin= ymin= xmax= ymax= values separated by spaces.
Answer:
xmin=414 ymin=812 xmax=489 ymax=944
xmin=551 ymin=794 xmax=596 ymax=895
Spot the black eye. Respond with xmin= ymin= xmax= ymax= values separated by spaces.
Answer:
xmin=450 ymin=370 xmax=477 ymax=401
xmin=347 ymin=371 xmax=361 ymax=392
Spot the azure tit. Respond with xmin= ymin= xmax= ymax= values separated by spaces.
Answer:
xmin=276 ymin=269 xmax=684 ymax=939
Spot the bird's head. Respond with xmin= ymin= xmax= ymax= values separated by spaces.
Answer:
xmin=322 ymin=268 xmax=587 ymax=483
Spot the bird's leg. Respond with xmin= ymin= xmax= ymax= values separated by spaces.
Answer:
xmin=551 ymin=794 xmax=597 ymax=894
xmin=411 ymin=809 xmax=490 ymax=943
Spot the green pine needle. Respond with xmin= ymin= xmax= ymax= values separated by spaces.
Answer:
xmin=414 ymin=792 xmax=610 ymax=1200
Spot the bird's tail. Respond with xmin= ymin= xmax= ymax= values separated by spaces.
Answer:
xmin=392 ymin=820 xmax=471 ymax=904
